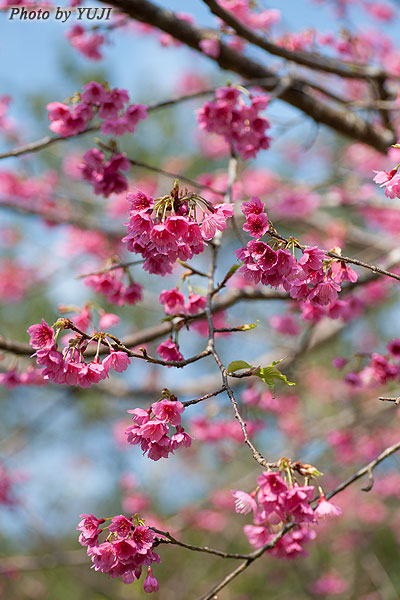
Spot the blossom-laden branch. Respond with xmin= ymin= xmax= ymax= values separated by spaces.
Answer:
xmin=268 ymin=227 xmax=400 ymax=285
xmin=196 ymin=440 xmax=400 ymax=600
xmin=0 ymin=77 xmax=275 ymax=163
xmin=2 ymin=441 xmax=398 ymax=588
xmin=97 ymin=0 xmax=396 ymax=152
xmin=0 ymin=287 xmax=286 ymax=358
xmin=201 ymin=0 xmax=388 ymax=80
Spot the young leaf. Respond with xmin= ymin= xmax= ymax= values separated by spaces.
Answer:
xmin=255 ymin=362 xmax=296 ymax=392
xmin=227 ymin=360 xmax=252 ymax=373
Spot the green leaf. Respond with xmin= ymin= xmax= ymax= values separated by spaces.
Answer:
xmin=255 ymin=362 xmax=296 ymax=392
xmin=227 ymin=360 xmax=252 ymax=373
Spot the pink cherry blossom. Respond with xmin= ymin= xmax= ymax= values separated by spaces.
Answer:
xmin=143 ymin=567 xmax=159 ymax=593
xmin=231 ymin=490 xmax=257 ymax=514
xmin=156 ymin=339 xmax=184 ymax=363
xmin=315 ymin=494 xmax=342 ymax=519
xmin=27 ymin=319 xmax=55 ymax=349
xmin=159 ymin=288 xmax=186 ymax=315
xmin=102 ymin=350 xmax=131 ymax=374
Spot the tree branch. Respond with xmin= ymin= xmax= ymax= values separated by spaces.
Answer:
xmin=97 ymin=0 xmax=395 ymax=152
xmin=202 ymin=0 xmax=386 ymax=80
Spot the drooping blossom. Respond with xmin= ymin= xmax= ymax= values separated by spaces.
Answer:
xmin=197 ymin=87 xmax=271 ymax=160
xmin=125 ymin=392 xmax=191 ymax=460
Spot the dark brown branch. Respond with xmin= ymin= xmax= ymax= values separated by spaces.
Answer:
xmin=182 ymin=386 xmax=226 ymax=407
xmin=152 ymin=528 xmax=249 ymax=559
xmin=97 ymin=0 xmax=395 ymax=152
xmin=202 ymin=0 xmax=386 ymax=80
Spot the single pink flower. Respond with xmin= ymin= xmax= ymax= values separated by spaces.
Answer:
xmin=156 ymin=339 xmax=184 ymax=363
xmin=102 ymin=350 xmax=131 ymax=374
xmin=231 ymin=490 xmax=257 ymax=514
xmin=108 ymin=515 xmax=134 ymax=538
xmin=143 ymin=567 xmax=159 ymax=593
xmin=151 ymin=398 xmax=184 ymax=426
xmin=27 ymin=319 xmax=55 ymax=349
xmin=315 ymin=494 xmax=342 ymax=519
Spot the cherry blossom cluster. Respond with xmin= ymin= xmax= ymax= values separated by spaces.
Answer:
xmin=47 ymin=81 xmax=147 ymax=138
xmin=27 ymin=319 xmax=130 ymax=387
xmin=233 ymin=470 xmax=341 ymax=559
xmin=81 ymin=149 xmax=131 ymax=197
xmin=0 ymin=366 xmax=46 ymax=389
xmin=125 ymin=391 xmax=192 ymax=461
xmin=237 ymin=197 xmax=358 ymax=315
xmin=159 ymin=288 xmax=206 ymax=315
xmin=84 ymin=267 xmax=143 ymax=306
xmin=340 ymin=338 xmax=400 ymax=388
xmin=66 ymin=25 xmax=105 ymax=61
xmin=122 ymin=184 xmax=234 ymax=276
xmin=197 ymin=87 xmax=271 ymax=160
xmin=77 ymin=513 xmax=160 ymax=590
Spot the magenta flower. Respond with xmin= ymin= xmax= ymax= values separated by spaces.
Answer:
xmin=308 ymin=278 xmax=340 ymax=306
xmin=159 ymin=288 xmax=186 ymax=315
xmin=315 ymin=494 xmax=342 ymax=519
xmin=132 ymin=525 xmax=156 ymax=554
xmin=231 ymin=490 xmax=257 ymax=514
xmin=373 ymin=168 xmax=400 ymax=198
xmin=151 ymin=399 xmax=184 ymax=426
xmin=88 ymin=541 xmax=116 ymax=572
xmin=27 ymin=319 xmax=55 ymax=349
xmin=310 ymin=572 xmax=349 ymax=595
xmin=185 ymin=292 xmax=207 ymax=315
xmin=331 ymin=260 xmax=358 ymax=283
xmin=127 ymin=190 xmax=154 ymax=212
xmin=77 ymin=513 xmax=105 ymax=546
xmin=197 ymin=89 xmax=271 ymax=160
xmin=156 ymin=339 xmax=184 ymax=363
xmin=243 ymin=524 xmax=270 ymax=548
xmin=102 ymin=350 xmax=131 ymax=374
xmin=81 ymin=81 xmax=108 ymax=105
xmin=78 ymin=361 xmax=108 ymax=387
xmin=241 ymin=196 xmax=265 ymax=216
xmin=171 ymin=426 xmax=193 ymax=449
xmin=143 ymin=567 xmax=159 ymax=593
xmin=108 ymin=515 xmax=134 ymax=538
xmin=298 ymin=246 xmax=325 ymax=274
xmin=199 ymin=38 xmax=220 ymax=58
xmin=243 ymin=212 xmax=269 ymax=238
xmin=139 ymin=420 xmax=169 ymax=443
